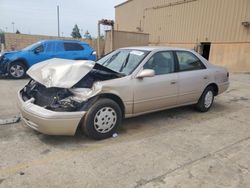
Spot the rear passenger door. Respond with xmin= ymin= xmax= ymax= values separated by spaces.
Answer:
xmin=54 ymin=41 xmax=66 ymax=59
xmin=63 ymin=42 xmax=87 ymax=60
xmin=175 ymin=51 xmax=209 ymax=105
xmin=44 ymin=41 xmax=56 ymax=59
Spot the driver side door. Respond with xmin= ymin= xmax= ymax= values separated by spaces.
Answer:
xmin=28 ymin=43 xmax=48 ymax=66
xmin=133 ymin=51 xmax=178 ymax=115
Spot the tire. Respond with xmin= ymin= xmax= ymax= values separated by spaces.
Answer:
xmin=82 ymin=98 xmax=122 ymax=140
xmin=8 ymin=61 xmax=27 ymax=79
xmin=195 ymin=86 xmax=215 ymax=112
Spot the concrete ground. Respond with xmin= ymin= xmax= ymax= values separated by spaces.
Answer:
xmin=0 ymin=74 xmax=250 ymax=188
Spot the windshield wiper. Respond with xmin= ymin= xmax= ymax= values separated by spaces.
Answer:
xmin=119 ymin=53 xmax=130 ymax=72
xmin=102 ymin=52 xmax=120 ymax=67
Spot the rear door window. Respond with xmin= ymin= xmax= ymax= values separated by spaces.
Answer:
xmin=63 ymin=42 xmax=84 ymax=51
xmin=176 ymin=51 xmax=206 ymax=72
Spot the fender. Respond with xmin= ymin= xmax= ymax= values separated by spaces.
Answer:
xmin=6 ymin=58 xmax=29 ymax=72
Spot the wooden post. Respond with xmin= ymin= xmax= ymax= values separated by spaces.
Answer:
xmin=97 ymin=21 xmax=101 ymax=59
xmin=111 ymin=26 xmax=114 ymax=51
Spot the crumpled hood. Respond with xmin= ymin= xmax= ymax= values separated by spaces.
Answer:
xmin=27 ymin=58 xmax=95 ymax=88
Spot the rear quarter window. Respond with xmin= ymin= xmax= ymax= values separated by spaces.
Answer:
xmin=63 ymin=42 xmax=84 ymax=51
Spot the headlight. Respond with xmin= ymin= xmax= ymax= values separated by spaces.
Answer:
xmin=92 ymin=51 xmax=96 ymax=55
xmin=0 ymin=54 xmax=3 ymax=62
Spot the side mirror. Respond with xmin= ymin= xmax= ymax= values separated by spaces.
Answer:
xmin=33 ymin=48 xmax=41 ymax=54
xmin=136 ymin=69 xmax=155 ymax=79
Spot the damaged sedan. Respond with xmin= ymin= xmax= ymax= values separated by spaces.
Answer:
xmin=18 ymin=47 xmax=229 ymax=140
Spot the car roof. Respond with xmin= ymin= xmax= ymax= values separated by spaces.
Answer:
xmin=121 ymin=46 xmax=194 ymax=52
xmin=39 ymin=39 xmax=88 ymax=45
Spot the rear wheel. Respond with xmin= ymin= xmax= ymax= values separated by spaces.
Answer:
xmin=82 ymin=98 xmax=122 ymax=140
xmin=8 ymin=62 xmax=26 ymax=79
xmin=195 ymin=86 xmax=215 ymax=112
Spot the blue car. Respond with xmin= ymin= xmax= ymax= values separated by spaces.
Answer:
xmin=0 ymin=40 xmax=96 ymax=79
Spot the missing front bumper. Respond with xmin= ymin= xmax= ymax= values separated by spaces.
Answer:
xmin=17 ymin=91 xmax=86 ymax=136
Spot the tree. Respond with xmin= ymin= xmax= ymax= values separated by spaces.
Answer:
xmin=83 ymin=30 xmax=92 ymax=39
xmin=16 ymin=29 xmax=21 ymax=34
xmin=0 ymin=30 xmax=4 ymax=44
xmin=71 ymin=24 xmax=82 ymax=38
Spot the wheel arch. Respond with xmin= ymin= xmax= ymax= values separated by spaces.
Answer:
xmin=96 ymin=93 xmax=125 ymax=118
xmin=76 ymin=92 xmax=125 ymax=134
xmin=8 ymin=58 xmax=29 ymax=70
xmin=205 ymin=83 xmax=219 ymax=96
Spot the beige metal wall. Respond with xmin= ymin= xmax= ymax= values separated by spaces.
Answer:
xmin=105 ymin=30 xmax=149 ymax=54
xmin=115 ymin=0 xmax=250 ymax=44
xmin=209 ymin=43 xmax=250 ymax=72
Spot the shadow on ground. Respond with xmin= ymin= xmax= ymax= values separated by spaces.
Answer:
xmin=37 ymin=101 xmax=231 ymax=149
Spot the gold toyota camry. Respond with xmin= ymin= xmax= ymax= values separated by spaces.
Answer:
xmin=18 ymin=47 xmax=229 ymax=140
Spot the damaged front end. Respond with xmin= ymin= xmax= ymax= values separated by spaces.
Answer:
xmin=21 ymin=58 xmax=123 ymax=112
xmin=21 ymin=80 xmax=102 ymax=112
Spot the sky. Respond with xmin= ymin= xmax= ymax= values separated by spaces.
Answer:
xmin=0 ymin=0 xmax=125 ymax=37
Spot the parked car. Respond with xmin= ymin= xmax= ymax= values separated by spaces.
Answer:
xmin=18 ymin=47 xmax=229 ymax=140
xmin=0 ymin=40 xmax=96 ymax=79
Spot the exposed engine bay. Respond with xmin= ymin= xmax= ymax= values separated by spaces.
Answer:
xmin=21 ymin=61 xmax=124 ymax=112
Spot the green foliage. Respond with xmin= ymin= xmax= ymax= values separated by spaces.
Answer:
xmin=71 ymin=24 xmax=82 ymax=38
xmin=0 ymin=31 xmax=4 ymax=44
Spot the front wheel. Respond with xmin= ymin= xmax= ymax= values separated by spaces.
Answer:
xmin=8 ymin=62 xmax=26 ymax=79
xmin=82 ymin=98 xmax=122 ymax=140
xmin=195 ymin=86 xmax=215 ymax=112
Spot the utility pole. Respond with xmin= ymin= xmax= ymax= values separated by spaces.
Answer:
xmin=11 ymin=22 xmax=15 ymax=33
xmin=57 ymin=5 xmax=60 ymax=37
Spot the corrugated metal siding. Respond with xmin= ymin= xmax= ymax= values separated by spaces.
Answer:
xmin=115 ymin=0 xmax=250 ymax=43
xmin=105 ymin=30 xmax=149 ymax=53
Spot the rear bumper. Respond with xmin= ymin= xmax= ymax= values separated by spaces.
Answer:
xmin=17 ymin=91 xmax=86 ymax=136
xmin=218 ymin=81 xmax=230 ymax=95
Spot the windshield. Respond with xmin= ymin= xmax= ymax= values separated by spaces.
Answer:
xmin=22 ymin=41 xmax=42 ymax=51
xmin=96 ymin=49 xmax=149 ymax=75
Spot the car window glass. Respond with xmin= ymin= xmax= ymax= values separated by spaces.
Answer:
xmin=176 ymin=51 xmax=205 ymax=71
xmin=97 ymin=49 xmax=148 ymax=75
xmin=34 ymin=45 xmax=44 ymax=53
xmin=143 ymin=51 xmax=175 ymax=75
xmin=46 ymin=42 xmax=54 ymax=52
xmin=63 ymin=42 xmax=84 ymax=51
xmin=122 ymin=52 xmax=146 ymax=75
xmin=23 ymin=42 xmax=42 ymax=51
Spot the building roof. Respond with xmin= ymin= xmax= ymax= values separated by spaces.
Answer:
xmin=114 ymin=0 xmax=133 ymax=8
